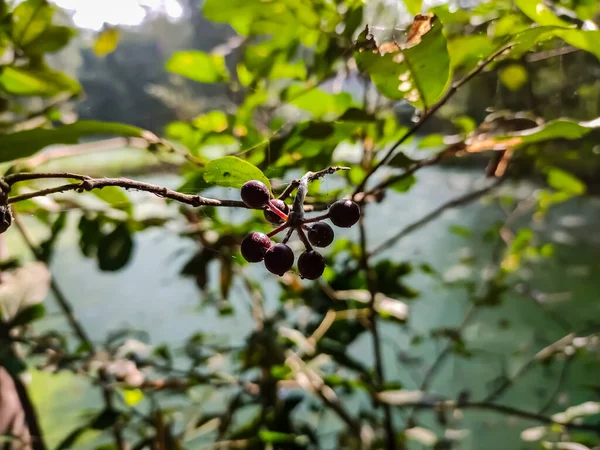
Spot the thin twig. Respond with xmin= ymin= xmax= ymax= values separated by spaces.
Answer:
xmin=353 ymin=43 xmax=514 ymax=196
xmin=391 ymin=400 xmax=600 ymax=433
xmin=278 ymin=166 xmax=350 ymax=201
xmin=7 ymin=173 xmax=246 ymax=208
xmin=368 ymin=178 xmax=504 ymax=257
xmin=358 ymin=214 xmax=397 ymax=450
xmin=538 ymin=356 xmax=572 ymax=415
xmin=12 ymin=213 xmax=95 ymax=349
xmin=12 ymin=213 xmax=126 ymax=449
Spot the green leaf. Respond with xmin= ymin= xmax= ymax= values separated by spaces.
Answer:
xmin=97 ymin=223 xmax=134 ymax=272
xmin=92 ymin=187 xmax=133 ymax=216
xmin=0 ymin=121 xmax=145 ymax=163
xmin=546 ymin=167 xmax=586 ymax=195
xmin=355 ymin=17 xmax=451 ymax=109
xmin=22 ymin=25 xmax=75 ymax=55
xmin=0 ymin=66 xmax=81 ymax=96
xmin=449 ymin=225 xmax=471 ymax=238
xmin=9 ymin=304 xmax=45 ymax=327
xmin=553 ymin=29 xmax=600 ymax=61
xmin=448 ymin=35 xmax=496 ymax=71
xmin=404 ymin=0 xmax=423 ymax=15
xmin=514 ymin=0 xmax=573 ymax=27
xmin=499 ymin=64 xmax=528 ymax=91
xmin=203 ymin=156 xmax=271 ymax=190
xmin=94 ymin=27 xmax=120 ymax=56
xmin=258 ymin=431 xmax=297 ymax=444
xmin=287 ymin=87 xmax=353 ymax=119
xmin=390 ymin=174 xmax=416 ymax=193
xmin=166 ymin=51 xmax=229 ymax=83
xmin=12 ymin=0 xmax=55 ymax=46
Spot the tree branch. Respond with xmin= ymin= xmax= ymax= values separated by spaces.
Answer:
xmin=353 ymin=43 xmax=514 ymax=196
xmin=278 ymin=166 xmax=349 ymax=201
xmin=358 ymin=215 xmax=397 ymax=450
xmin=368 ymin=178 xmax=504 ymax=257
xmin=397 ymin=400 xmax=600 ymax=433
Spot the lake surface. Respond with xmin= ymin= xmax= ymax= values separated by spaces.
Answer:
xmin=20 ymin=167 xmax=600 ymax=450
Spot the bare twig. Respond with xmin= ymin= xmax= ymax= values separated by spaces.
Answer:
xmin=358 ymin=215 xmax=397 ymax=450
xmin=538 ymin=356 xmax=572 ymax=414
xmin=11 ymin=213 xmax=95 ymax=349
xmin=278 ymin=166 xmax=350 ymax=201
xmin=388 ymin=399 xmax=600 ymax=433
xmin=368 ymin=178 xmax=504 ymax=257
xmin=6 ymin=173 xmax=246 ymax=208
xmin=353 ymin=43 xmax=514 ymax=196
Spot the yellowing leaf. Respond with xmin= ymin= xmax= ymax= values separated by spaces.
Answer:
xmin=94 ymin=28 xmax=120 ymax=57
xmin=499 ymin=64 xmax=528 ymax=91
xmin=122 ymin=389 xmax=144 ymax=406
xmin=166 ymin=51 xmax=229 ymax=83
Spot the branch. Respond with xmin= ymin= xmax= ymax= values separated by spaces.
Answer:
xmin=6 ymin=173 xmax=246 ymax=208
xmin=278 ymin=166 xmax=350 ymax=201
xmin=368 ymin=177 xmax=504 ymax=257
xmin=353 ymin=43 xmax=514 ymax=196
xmin=396 ymin=400 xmax=600 ymax=433
xmin=358 ymin=215 xmax=398 ymax=450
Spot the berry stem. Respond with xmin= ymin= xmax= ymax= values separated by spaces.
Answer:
xmin=282 ymin=227 xmax=294 ymax=244
xmin=303 ymin=213 xmax=330 ymax=224
xmin=296 ymin=227 xmax=313 ymax=251
xmin=291 ymin=176 xmax=309 ymax=220
xmin=267 ymin=222 xmax=289 ymax=238
xmin=266 ymin=200 xmax=289 ymax=221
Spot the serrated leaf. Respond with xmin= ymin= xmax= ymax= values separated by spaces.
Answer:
xmin=94 ymin=27 xmax=120 ymax=56
xmin=0 ymin=121 xmax=146 ymax=163
xmin=166 ymin=51 xmax=229 ymax=83
xmin=203 ymin=156 xmax=270 ymax=190
xmin=355 ymin=15 xmax=451 ymax=109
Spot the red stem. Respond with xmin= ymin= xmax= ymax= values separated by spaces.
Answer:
xmin=267 ymin=222 xmax=289 ymax=238
xmin=267 ymin=200 xmax=289 ymax=221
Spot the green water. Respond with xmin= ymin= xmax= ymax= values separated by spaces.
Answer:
xmin=21 ymin=168 xmax=600 ymax=449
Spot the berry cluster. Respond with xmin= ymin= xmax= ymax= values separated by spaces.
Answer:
xmin=239 ymin=180 xmax=360 ymax=279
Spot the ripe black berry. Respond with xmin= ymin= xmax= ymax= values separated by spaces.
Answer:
xmin=241 ymin=180 xmax=270 ymax=209
xmin=298 ymin=250 xmax=325 ymax=280
xmin=264 ymin=243 xmax=294 ymax=276
xmin=307 ymin=222 xmax=334 ymax=248
xmin=241 ymin=232 xmax=272 ymax=263
xmin=329 ymin=200 xmax=360 ymax=228
xmin=264 ymin=199 xmax=290 ymax=224
xmin=0 ymin=206 xmax=11 ymax=234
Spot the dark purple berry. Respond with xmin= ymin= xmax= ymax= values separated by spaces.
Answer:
xmin=241 ymin=232 xmax=272 ymax=263
xmin=241 ymin=180 xmax=270 ymax=209
xmin=264 ymin=243 xmax=294 ymax=276
xmin=0 ymin=206 xmax=11 ymax=234
xmin=307 ymin=222 xmax=334 ymax=248
xmin=329 ymin=200 xmax=360 ymax=228
xmin=264 ymin=199 xmax=290 ymax=224
xmin=298 ymin=250 xmax=325 ymax=280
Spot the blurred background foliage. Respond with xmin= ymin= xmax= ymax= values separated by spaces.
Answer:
xmin=0 ymin=0 xmax=600 ymax=449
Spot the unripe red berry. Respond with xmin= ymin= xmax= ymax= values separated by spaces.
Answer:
xmin=329 ymin=200 xmax=360 ymax=228
xmin=241 ymin=232 xmax=272 ymax=262
xmin=307 ymin=222 xmax=334 ymax=248
xmin=264 ymin=243 xmax=294 ymax=276
xmin=264 ymin=199 xmax=290 ymax=224
xmin=298 ymin=250 xmax=325 ymax=280
xmin=241 ymin=180 xmax=270 ymax=209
